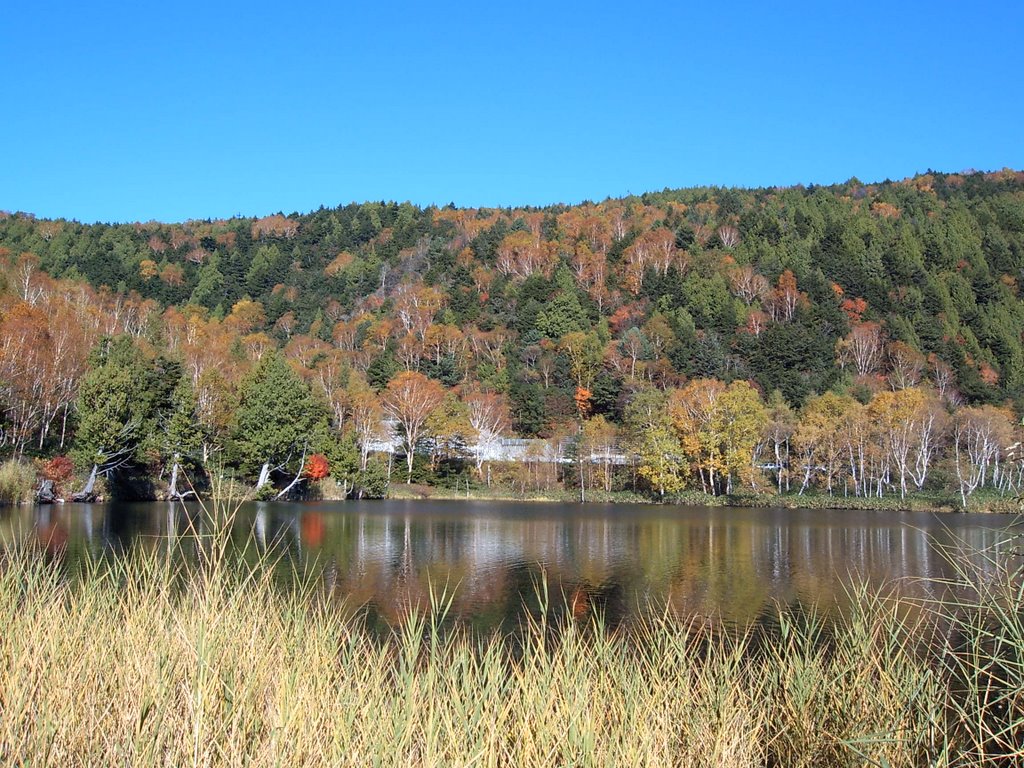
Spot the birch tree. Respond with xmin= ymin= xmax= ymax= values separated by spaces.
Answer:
xmin=464 ymin=389 xmax=511 ymax=483
xmin=381 ymin=371 xmax=445 ymax=483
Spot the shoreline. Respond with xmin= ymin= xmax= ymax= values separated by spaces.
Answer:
xmin=383 ymin=484 xmax=1022 ymax=514
xmin=7 ymin=482 xmax=1019 ymax=515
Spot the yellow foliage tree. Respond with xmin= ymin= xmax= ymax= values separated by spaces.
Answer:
xmin=714 ymin=381 xmax=769 ymax=493
xmin=793 ymin=392 xmax=858 ymax=495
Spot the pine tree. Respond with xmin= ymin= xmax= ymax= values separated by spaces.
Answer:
xmin=162 ymin=377 xmax=203 ymax=499
xmin=72 ymin=336 xmax=160 ymax=497
xmin=230 ymin=351 xmax=327 ymax=495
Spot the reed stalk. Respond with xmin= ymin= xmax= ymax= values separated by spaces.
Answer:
xmin=0 ymin=498 xmax=1021 ymax=766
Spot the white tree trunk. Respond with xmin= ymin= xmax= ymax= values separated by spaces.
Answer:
xmin=256 ymin=462 xmax=271 ymax=490
xmin=72 ymin=465 xmax=98 ymax=501
xmin=167 ymin=457 xmax=195 ymax=500
xmin=168 ymin=460 xmax=180 ymax=499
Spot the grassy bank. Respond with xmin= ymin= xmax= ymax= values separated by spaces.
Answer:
xmin=1 ymin=506 xmax=1022 ymax=766
xmin=386 ymin=482 xmax=1019 ymax=513
xmin=386 ymin=482 xmax=651 ymax=505
xmin=681 ymin=489 xmax=1021 ymax=514
xmin=0 ymin=459 xmax=36 ymax=505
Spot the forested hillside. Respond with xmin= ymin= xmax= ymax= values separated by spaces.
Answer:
xmin=2 ymin=169 xmax=1024 ymax=504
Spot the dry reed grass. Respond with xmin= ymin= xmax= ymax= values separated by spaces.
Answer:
xmin=0 ymin=459 xmax=36 ymax=505
xmin=0 ymin=500 xmax=1020 ymax=767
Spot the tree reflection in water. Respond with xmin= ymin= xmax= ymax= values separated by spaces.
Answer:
xmin=2 ymin=499 xmax=1016 ymax=633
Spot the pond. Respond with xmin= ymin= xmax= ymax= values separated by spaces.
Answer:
xmin=3 ymin=499 xmax=1020 ymax=631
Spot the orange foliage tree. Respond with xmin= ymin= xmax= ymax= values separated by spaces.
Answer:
xmin=381 ymin=371 xmax=445 ymax=482
xmin=303 ymin=453 xmax=330 ymax=480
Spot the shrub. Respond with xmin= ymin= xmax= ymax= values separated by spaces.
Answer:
xmin=253 ymin=482 xmax=277 ymax=501
xmin=354 ymin=459 xmax=389 ymax=498
xmin=303 ymin=453 xmax=330 ymax=480
xmin=39 ymin=455 xmax=75 ymax=496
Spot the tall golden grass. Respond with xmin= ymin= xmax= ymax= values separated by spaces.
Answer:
xmin=0 ymin=501 xmax=1020 ymax=766
xmin=0 ymin=459 xmax=36 ymax=505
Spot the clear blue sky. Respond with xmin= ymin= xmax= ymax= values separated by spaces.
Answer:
xmin=3 ymin=1 xmax=1022 ymax=223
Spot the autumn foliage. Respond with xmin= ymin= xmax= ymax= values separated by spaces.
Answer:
xmin=574 ymin=387 xmax=593 ymax=419
xmin=39 ymin=455 xmax=74 ymax=482
xmin=38 ymin=455 xmax=75 ymax=494
xmin=0 ymin=171 xmax=1022 ymax=504
xmin=303 ymin=453 xmax=330 ymax=481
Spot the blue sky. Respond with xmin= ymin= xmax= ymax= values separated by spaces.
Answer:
xmin=2 ymin=1 xmax=1022 ymax=223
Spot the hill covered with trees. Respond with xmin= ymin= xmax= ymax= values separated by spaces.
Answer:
xmin=1 ymin=168 xmax=1023 ymax=506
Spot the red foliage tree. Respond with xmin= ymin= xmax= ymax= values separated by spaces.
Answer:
xmin=39 ymin=455 xmax=75 ymax=495
xmin=303 ymin=453 xmax=330 ymax=480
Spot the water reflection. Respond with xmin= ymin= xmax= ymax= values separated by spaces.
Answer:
xmin=2 ymin=499 xmax=1019 ymax=630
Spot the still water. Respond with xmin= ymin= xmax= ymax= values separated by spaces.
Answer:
xmin=4 ymin=499 xmax=1020 ymax=629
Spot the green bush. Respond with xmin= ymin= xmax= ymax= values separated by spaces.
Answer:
xmin=354 ymin=459 xmax=389 ymax=498
xmin=253 ymin=482 xmax=277 ymax=501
